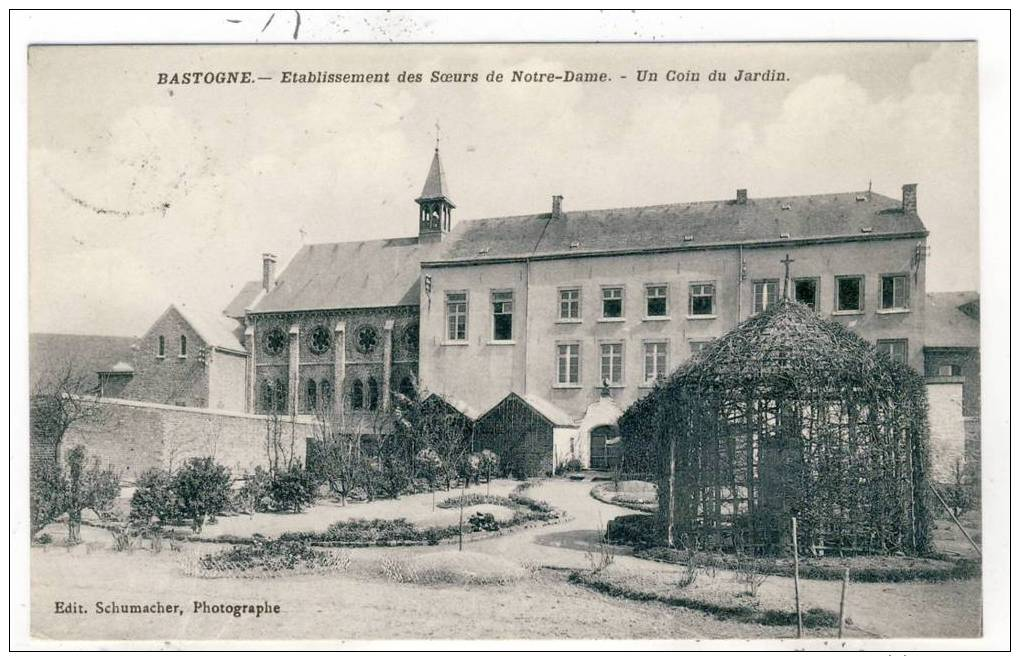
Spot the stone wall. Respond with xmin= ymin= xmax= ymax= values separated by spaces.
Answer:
xmin=926 ymin=378 xmax=966 ymax=484
xmin=61 ymin=397 xmax=316 ymax=481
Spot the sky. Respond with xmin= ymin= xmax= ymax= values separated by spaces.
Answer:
xmin=28 ymin=42 xmax=978 ymax=337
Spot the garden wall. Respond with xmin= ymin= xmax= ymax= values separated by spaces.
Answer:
xmin=61 ymin=397 xmax=316 ymax=481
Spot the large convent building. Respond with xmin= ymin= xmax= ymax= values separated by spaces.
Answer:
xmin=108 ymin=147 xmax=936 ymax=474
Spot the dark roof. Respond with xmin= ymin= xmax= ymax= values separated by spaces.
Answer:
xmin=925 ymin=291 xmax=979 ymax=348
xmin=417 ymin=149 xmax=453 ymax=202
xmin=426 ymin=191 xmax=927 ymax=265
xmin=252 ymin=237 xmax=443 ymax=314
xmin=476 ymin=392 xmax=577 ymax=428
xmin=222 ymin=280 xmax=263 ymax=320
xmin=30 ymin=333 xmax=137 ymax=392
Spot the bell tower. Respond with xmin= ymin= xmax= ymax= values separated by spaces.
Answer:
xmin=416 ymin=138 xmax=455 ymax=243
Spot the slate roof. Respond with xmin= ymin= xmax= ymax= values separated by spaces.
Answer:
xmin=222 ymin=280 xmax=263 ymax=320
xmin=252 ymin=237 xmax=443 ymax=313
xmin=924 ymin=291 xmax=980 ymax=349
xmin=418 ymin=149 xmax=453 ymax=202
xmin=171 ymin=304 xmax=246 ymax=353
xmin=30 ymin=333 xmax=137 ymax=391
xmin=425 ymin=191 xmax=927 ymax=265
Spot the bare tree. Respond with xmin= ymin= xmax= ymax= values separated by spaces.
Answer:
xmin=30 ymin=360 xmax=108 ymax=467
xmin=313 ymin=399 xmax=371 ymax=506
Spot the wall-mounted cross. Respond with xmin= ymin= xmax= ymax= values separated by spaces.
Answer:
xmin=781 ymin=253 xmax=795 ymax=299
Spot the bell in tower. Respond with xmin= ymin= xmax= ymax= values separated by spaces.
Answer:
xmin=416 ymin=141 xmax=455 ymax=243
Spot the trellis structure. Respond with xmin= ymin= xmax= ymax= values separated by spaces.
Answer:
xmin=619 ymin=300 xmax=933 ymax=556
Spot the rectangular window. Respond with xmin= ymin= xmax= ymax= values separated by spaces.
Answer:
xmin=556 ymin=343 xmax=580 ymax=385
xmin=689 ymin=340 xmax=710 ymax=357
xmin=643 ymin=341 xmax=668 ymax=383
xmin=600 ymin=343 xmax=624 ymax=385
xmin=794 ymin=277 xmax=819 ymax=311
xmin=157 ymin=335 xmax=165 ymax=358
xmin=836 ymin=275 xmax=864 ymax=312
xmin=937 ymin=364 xmax=961 ymax=377
xmin=602 ymin=287 xmax=624 ymax=318
xmin=491 ymin=290 xmax=513 ymax=341
xmin=880 ymin=274 xmax=910 ymax=310
xmin=752 ymin=279 xmax=780 ymax=314
xmin=179 ymin=334 xmax=187 ymax=357
xmin=445 ymin=292 xmax=468 ymax=341
xmin=559 ymin=288 xmax=581 ymax=320
xmin=689 ymin=283 xmax=715 ymax=316
xmin=877 ymin=339 xmax=908 ymax=364
xmin=645 ymin=285 xmax=668 ymax=317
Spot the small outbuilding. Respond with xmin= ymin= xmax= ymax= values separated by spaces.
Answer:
xmin=619 ymin=299 xmax=934 ymax=556
xmin=474 ymin=392 xmax=578 ymax=478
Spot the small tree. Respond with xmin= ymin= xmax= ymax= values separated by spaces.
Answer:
xmin=172 ymin=457 xmax=231 ymax=533
xmin=416 ymin=448 xmax=443 ymax=511
xmin=129 ymin=468 xmax=180 ymax=528
xmin=269 ymin=463 xmax=317 ymax=512
xmin=30 ymin=445 xmax=119 ymax=543
xmin=31 ymin=361 xmax=108 ymax=467
xmin=479 ymin=450 xmax=500 ymax=495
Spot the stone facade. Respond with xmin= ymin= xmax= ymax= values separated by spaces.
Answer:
xmin=925 ymin=378 xmax=967 ymax=484
xmin=248 ymin=306 xmax=419 ymax=421
xmin=420 ymin=236 xmax=928 ymax=422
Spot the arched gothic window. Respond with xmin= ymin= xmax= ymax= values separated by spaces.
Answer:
xmin=367 ymin=378 xmax=379 ymax=411
xmin=398 ymin=376 xmax=415 ymax=400
xmin=305 ymin=379 xmax=317 ymax=412
xmin=273 ymin=378 xmax=288 ymax=413
xmin=351 ymin=379 xmax=364 ymax=410
xmin=261 ymin=380 xmax=273 ymax=412
xmin=320 ymin=379 xmax=333 ymax=408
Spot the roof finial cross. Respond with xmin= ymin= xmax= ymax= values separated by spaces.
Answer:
xmin=781 ymin=253 xmax=795 ymax=300
xmin=434 ymin=120 xmax=441 ymax=152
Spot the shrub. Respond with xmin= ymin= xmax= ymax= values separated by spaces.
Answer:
xmin=733 ymin=554 xmax=769 ymax=596
xmin=194 ymin=538 xmax=351 ymax=577
xmin=30 ymin=461 xmax=64 ymax=538
xmin=32 ymin=446 xmax=120 ymax=543
xmin=585 ymin=532 xmax=615 ymax=575
xmin=606 ymin=513 xmax=657 ymax=546
xmin=35 ymin=533 xmax=53 ymax=545
xmin=130 ymin=469 xmax=180 ymax=527
xmin=468 ymin=512 xmax=500 ymax=532
xmin=233 ymin=467 xmax=273 ymax=514
xmin=172 ymin=457 xmax=232 ymax=534
xmin=269 ymin=464 xmax=317 ymax=513
xmin=556 ymin=457 xmax=583 ymax=474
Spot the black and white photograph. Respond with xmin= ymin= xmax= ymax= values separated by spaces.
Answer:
xmin=10 ymin=9 xmax=1010 ymax=651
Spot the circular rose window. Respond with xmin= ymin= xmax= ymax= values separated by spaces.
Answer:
xmin=355 ymin=325 xmax=379 ymax=354
xmin=309 ymin=325 xmax=331 ymax=355
xmin=263 ymin=327 xmax=286 ymax=356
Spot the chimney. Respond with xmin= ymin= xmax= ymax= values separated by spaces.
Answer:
xmin=736 ymin=189 xmax=748 ymax=205
xmin=551 ymin=195 xmax=564 ymax=219
xmin=262 ymin=253 xmax=277 ymax=291
xmin=902 ymin=183 xmax=918 ymax=215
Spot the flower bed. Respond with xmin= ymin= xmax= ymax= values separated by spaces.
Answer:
xmin=569 ymin=569 xmax=839 ymax=628
xmin=185 ymin=538 xmax=351 ymax=578
xmin=635 ymin=547 xmax=979 ymax=583
xmin=591 ymin=482 xmax=658 ymax=513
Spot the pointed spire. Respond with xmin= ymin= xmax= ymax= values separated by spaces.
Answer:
xmin=417 ymin=148 xmax=454 ymax=204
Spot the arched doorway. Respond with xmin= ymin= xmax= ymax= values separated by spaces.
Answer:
xmin=590 ymin=424 xmax=620 ymax=471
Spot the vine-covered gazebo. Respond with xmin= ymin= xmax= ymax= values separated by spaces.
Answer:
xmin=619 ymin=299 xmax=933 ymax=556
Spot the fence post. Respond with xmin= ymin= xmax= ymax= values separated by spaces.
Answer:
xmin=838 ymin=567 xmax=850 ymax=638
xmin=792 ymin=516 xmax=803 ymax=638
